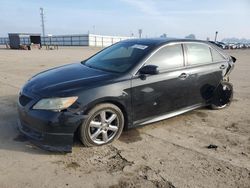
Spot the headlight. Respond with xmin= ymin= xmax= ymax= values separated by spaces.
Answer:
xmin=33 ymin=97 xmax=78 ymax=111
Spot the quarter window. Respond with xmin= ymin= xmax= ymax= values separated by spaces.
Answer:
xmin=211 ymin=48 xmax=225 ymax=62
xmin=186 ymin=43 xmax=212 ymax=65
xmin=146 ymin=44 xmax=184 ymax=70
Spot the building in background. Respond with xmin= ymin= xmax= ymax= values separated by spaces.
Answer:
xmin=0 ymin=33 xmax=132 ymax=48
xmin=8 ymin=33 xmax=41 ymax=49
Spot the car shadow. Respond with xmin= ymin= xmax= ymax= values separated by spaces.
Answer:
xmin=0 ymin=94 xmax=210 ymax=154
xmin=0 ymin=95 xmax=64 ymax=155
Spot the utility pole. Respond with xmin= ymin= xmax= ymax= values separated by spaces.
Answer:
xmin=214 ymin=31 xmax=218 ymax=42
xmin=138 ymin=29 xmax=142 ymax=38
xmin=40 ymin=7 xmax=45 ymax=37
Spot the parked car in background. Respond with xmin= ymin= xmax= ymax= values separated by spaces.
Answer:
xmin=209 ymin=41 xmax=223 ymax=49
xmin=218 ymin=42 xmax=228 ymax=49
xmin=226 ymin=43 xmax=250 ymax=49
xmin=208 ymin=41 xmax=229 ymax=49
xmin=228 ymin=43 xmax=237 ymax=49
xmin=18 ymin=38 xmax=236 ymax=152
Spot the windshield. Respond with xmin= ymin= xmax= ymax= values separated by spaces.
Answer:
xmin=83 ymin=42 xmax=154 ymax=73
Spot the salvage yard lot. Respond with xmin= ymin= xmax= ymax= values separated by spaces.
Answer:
xmin=0 ymin=47 xmax=249 ymax=188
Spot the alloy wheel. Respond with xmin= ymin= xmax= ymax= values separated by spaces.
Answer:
xmin=88 ymin=109 xmax=119 ymax=144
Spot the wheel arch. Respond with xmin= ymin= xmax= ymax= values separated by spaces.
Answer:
xmin=82 ymin=97 xmax=129 ymax=129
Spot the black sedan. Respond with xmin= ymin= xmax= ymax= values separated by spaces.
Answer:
xmin=18 ymin=38 xmax=235 ymax=152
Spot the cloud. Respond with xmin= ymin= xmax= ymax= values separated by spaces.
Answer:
xmin=120 ymin=0 xmax=161 ymax=16
xmin=120 ymin=0 xmax=233 ymax=18
xmin=166 ymin=9 xmax=229 ymax=15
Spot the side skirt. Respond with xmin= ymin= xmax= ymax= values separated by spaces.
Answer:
xmin=135 ymin=103 xmax=205 ymax=126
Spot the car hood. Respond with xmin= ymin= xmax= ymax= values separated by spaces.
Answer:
xmin=23 ymin=63 xmax=116 ymax=97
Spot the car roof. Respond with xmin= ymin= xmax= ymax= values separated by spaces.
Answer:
xmin=122 ymin=38 xmax=228 ymax=59
xmin=122 ymin=38 xmax=209 ymax=46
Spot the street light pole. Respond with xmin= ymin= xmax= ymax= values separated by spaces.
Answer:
xmin=215 ymin=31 xmax=218 ymax=42
xmin=40 ymin=8 xmax=45 ymax=37
xmin=138 ymin=29 xmax=142 ymax=38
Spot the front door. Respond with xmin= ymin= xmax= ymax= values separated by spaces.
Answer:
xmin=131 ymin=43 xmax=190 ymax=124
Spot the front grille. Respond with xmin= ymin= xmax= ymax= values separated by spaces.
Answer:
xmin=19 ymin=95 xmax=32 ymax=106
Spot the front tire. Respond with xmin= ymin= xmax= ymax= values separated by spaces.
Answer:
xmin=79 ymin=103 xmax=124 ymax=147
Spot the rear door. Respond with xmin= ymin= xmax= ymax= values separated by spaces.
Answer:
xmin=183 ymin=42 xmax=228 ymax=106
xmin=131 ymin=43 xmax=190 ymax=124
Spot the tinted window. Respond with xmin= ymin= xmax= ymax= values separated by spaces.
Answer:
xmin=146 ymin=44 xmax=184 ymax=70
xmin=186 ymin=43 xmax=212 ymax=65
xmin=102 ymin=47 xmax=133 ymax=60
xmin=84 ymin=42 xmax=154 ymax=73
xmin=211 ymin=48 xmax=225 ymax=62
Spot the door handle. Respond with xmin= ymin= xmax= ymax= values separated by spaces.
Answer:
xmin=179 ymin=73 xmax=188 ymax=79
xmin=220 ymin=65 xmax=226 ymax=69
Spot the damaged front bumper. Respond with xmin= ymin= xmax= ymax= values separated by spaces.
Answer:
xmin=17 ymin=101 xmax=86 ymax=152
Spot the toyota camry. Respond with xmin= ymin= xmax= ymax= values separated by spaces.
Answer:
xmin=18 ymin=38 xmax=235 ymax=152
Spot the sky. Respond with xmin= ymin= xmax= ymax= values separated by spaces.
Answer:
xmin=0 ymin=0 xmax=249 ymax=40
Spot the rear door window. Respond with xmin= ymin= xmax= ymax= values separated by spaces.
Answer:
xmin=185 ymin=43 xmax=212 ymax=65
xmin=146 ymin=44 xmax=184 ymax=71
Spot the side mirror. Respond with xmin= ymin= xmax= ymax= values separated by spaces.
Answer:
xmin=139 ymin=65 xmax=159 ymax=75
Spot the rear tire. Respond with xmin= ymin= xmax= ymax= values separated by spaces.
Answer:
xmin=210 ymin=81 xmax=233 ymax=110
xmin=79 ymin=103 xmax=124 ymax=147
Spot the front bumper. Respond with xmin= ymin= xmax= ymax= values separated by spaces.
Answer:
xmin=17 ymin=98 xmax=86 ymax=152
